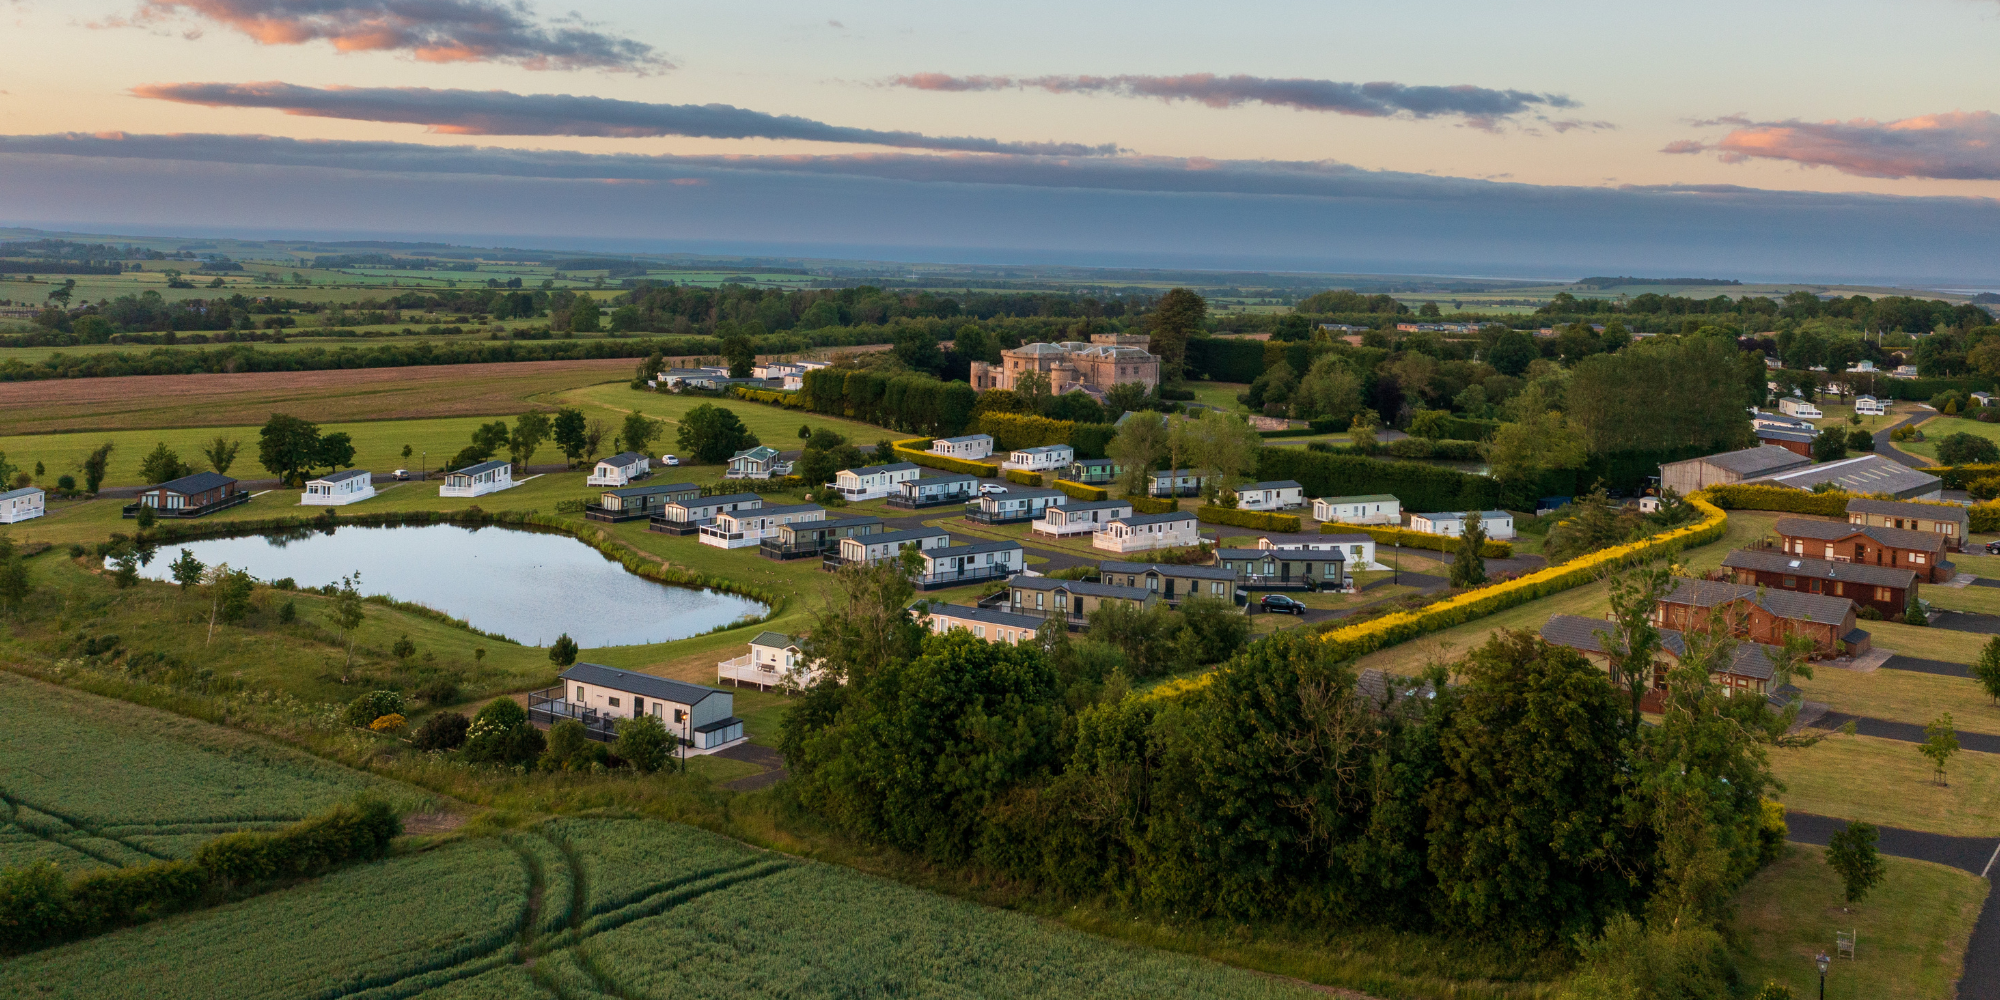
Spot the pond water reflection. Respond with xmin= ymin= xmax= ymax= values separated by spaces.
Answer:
xmin=138 ymin=524 xmax=766 ymax=648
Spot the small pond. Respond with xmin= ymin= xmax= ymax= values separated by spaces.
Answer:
xmin=137 ymin=524 xmax=767 ymax=648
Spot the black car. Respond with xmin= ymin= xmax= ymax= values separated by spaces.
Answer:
xmin=1985 ymin=540 xmax=2000 ymax=555
xmin=1259 ymin=594 xmax=1307 ymax=615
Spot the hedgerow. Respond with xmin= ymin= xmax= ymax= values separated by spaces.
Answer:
xmin=1327 ymin=522 xmax=1512 ymax=559
xmin=1195 ymin=506 xmax=1301 ymax=532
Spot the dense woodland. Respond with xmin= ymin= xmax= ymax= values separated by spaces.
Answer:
xmin=780 ymin=556 xmax=1803 ymax=993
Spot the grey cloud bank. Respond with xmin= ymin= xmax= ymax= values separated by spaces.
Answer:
xmin=132 ymin=82 xmax=1119 ymax=156
xmin=2 ymin=132 xmax=1996 ymax=285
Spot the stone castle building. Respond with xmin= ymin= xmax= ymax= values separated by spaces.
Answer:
xmin=969 ymin=333 xmax=1159 ymax=399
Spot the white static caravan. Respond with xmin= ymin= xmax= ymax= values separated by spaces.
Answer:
xmin=439 ymin=460 xmax=515 ymax=498
xmin=302 ymin=469 xmax=375 ymax=506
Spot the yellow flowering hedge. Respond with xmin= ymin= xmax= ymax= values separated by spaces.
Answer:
xmin=1003 ymin=469 xmax=1043 ymax=486
xmin=1052 ymin=480 xmax=1109 ymax=501
xmin=891 ymin=438 xmax=998 ymax=477
xmin=1148 ymin=493 xmax=1729 ymax=701
xmin=1328 ymin=523 xmax=1511 ymax=559
xmin=1196 ymin=505 xmax=1302 ymax=532
xmin=1699 ymin=484 xmax=1852 ymax=516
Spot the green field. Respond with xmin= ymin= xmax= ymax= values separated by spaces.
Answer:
xmin=1892 ymin=414 xmax=1994 ymax=462
xmin=0 ymin=812 xmax=1322 ymax=1000
xmin=0 ymin=671 xmax=428 ymax=872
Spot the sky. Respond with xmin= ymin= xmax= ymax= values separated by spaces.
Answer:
xmin=4 ymin=0 xmax=2000 ymax=283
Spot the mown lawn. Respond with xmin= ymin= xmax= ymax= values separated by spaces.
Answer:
xmin=1731 ymin=845 xmax=1985 ymax=1000
xmin=558 ymin=382 xmax=895 ymax=456
xmin=1893 ymin=414 xmax=1996 ymax=462
xmin=1770 ymin=734 xmax=2000 ymax=838
xmin=1797 ymin=666 xmax=2000 ymax=734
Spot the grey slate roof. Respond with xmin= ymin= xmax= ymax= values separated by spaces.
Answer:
xmin=1238 ymin=480 xmax=1304 ymax=492
xmin=750 ymin=631 xmax=797 ymax=649
xmin=1847 ymin=497 xmax=1971 ymax=529
xmin=1107 ymin=510 xmax=1197 ymax=526
xmin=1775 ymin=517 xmax=1947 ymax=551
xmin=855 ymin=527 xmax=949 ymax=545
xmin=917 ymin=603 xmax=1049 ymax=630
xmin=309 ymin=469 xmax=370 ymax=484
xmin=730 ymin=503 xmax=824 ymax=518
xmin=1747 ymin=454 xmax=1941 ymax=499
xmin=1217 ymin=547 xmax=1343 ymax=561
xmin=672 ymin=492 xmax=762 ymax=508
xmin=1721 ymin=549 xmax=1919 ymax=589
xmin=151 ymin=471 xmax=238 ymax=495
xmin=1054 ymin=499 xmax=1135 ymax=514
xmin=599 ymin=451 xmax=647 ymax=468
xmin=560 ymin=662 xmax=726 ymax=706
xmin=907 ymin=472 xmax=979 ymax=486
xmin=1660 ymin=577 xmax=1854 ymax=625
xmin=1540 ymin=615 xmax=1776 ymax=682
xmin=0 ymin=486 xmax=43 ymax=501
xmin=1321 ymin=494 xmax=1398 ymax=504
xmin=1355 ymin=668 xmax=1440 ymax=713
xmin=606 ymin=481 xmax=698 ymax=499
xmin=1755 ymin=428 xmax=1816 ymax=444
xmin=1698 ymin=445 xmax=1814 ymax=478
xmin=450 ymin=460 xmax=509 ymax=477
xmin=1099 ymin=561 xmax=1238 ymax=581
xmin=986 ymin=486 xmax=1067 ymax=500
xmin=929 ymin=539 xmax=1021 ymax=558
xmin=842 ymin=462 xmax=919 ymax=477
xmin=1012 ymin=576 xmax=1153 ymax=600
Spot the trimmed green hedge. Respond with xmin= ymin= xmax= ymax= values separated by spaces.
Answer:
xmin=1053 ymin=480 xmax=1108 ymax=501
xmin=1124 ymin=495 xmax=1178 ymax=514
xmin=1196 ymin=505 xmax=1302 ymax=532
xmin=973 ymin=412 xmax=1073 ymax=451
xmin=1003 ymin=469 xmax=1042 ymax=486
xmin=1328 ymin=522 xmax=1512 ymax=559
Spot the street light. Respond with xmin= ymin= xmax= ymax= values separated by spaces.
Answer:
xmin=1816 ymin=952 xmax=1829 ymax=1000
xmin=1393 ymin=541 xmax=1401 ymax=586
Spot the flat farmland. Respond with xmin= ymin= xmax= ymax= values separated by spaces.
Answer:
xmin=0 ymin=358 xmax=636 ymax=435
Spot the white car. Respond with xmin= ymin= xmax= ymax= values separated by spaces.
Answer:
xmin=979 ymin=483 xmax=1007 ymax=495
xmin=661 ymin=454 xmax=680 ymax=466
xmin=392 ymin=469 xmax=410 ymax=481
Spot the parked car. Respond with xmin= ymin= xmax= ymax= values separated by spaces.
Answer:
xmin=392 ymin=469 xmax=410 ymax=481
xmin=979 ymin=483 xmax=1007 ymax=495
xmin=1259 ymin=594 xmax=1307 ymax=615
xmin=1985 ymin=540 xmax=2000 ymax=555
xmin=661 ymin=454 xmax=680 ymax=467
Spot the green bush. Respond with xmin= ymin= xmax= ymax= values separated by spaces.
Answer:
xmin=462 ymin=698 xmax=545 ymax=765
xmin=1003 ymin=469 xmax=1042 ymax=486
xmin=615 ymin=714 xmax=673 ymax=773
xmin=1936 ymin=431 xmax=2000 ymax=466
xmin=411 ymin=711 xmax=470 ymax=750
xmin=415 ymin=676 xmax=459 ymax=706
xmin=1195 ymin=505 xmax=1301 ymax=532
xmin=340 ymin=690 xmax=407 ymax=728
xmin=1698 ymin=484 xmax=1853 ymax=517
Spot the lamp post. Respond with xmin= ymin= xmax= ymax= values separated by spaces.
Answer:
xmin=1393 ymin=541 xmax=1401 ymax=586
xmin=1816 ymin=952 xmax=1829 ymax=1000
xmin=420 ymin=451 xmax=426 ymax=484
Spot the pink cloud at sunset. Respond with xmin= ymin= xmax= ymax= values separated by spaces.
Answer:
xmin=123 ymin=0 xmax=663 ymax=72
xmin=1666 ymin=111 xmax=2000 ymax=180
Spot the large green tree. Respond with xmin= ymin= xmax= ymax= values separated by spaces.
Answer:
xmin=1147 ymin=288 xmax=1207 ymax=383
xmin=1566 ymin=338 xmax=1754 ymax=457
xmin=788 ymin=628 xmax=1065 ymax=862
xmin=257 ymin=414 xmax=321 ymax=485
xmin=551 ymin=407 xmax=588 ymax=467
xmin=676 ymin=403 xmax=757 ymax=464
xmin=1422 ymin=631 xmax=1639 ymax=941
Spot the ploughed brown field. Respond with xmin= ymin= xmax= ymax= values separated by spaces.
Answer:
xmin=0 ymin=358 xmax=635 ymax=434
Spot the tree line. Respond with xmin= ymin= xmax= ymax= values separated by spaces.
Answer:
xmin=780 ymin=558 xmax=1809 ymax=986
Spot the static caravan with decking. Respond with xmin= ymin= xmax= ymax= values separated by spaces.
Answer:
xmin=302 ymin=469 xmax=376 ymax=506
xmin=439 ymin=460 xmax=515 ymax=498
